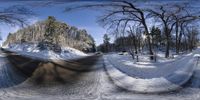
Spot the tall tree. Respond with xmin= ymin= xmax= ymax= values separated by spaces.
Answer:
xmin=148 ymin=4 xmax=185 ymax=58
xmin=127 ymin=26 xmax=140 ymax=61
xmin=150 ymin=26 xmax=161 ymax=49
xmin=103 ymin=33 xmax=110 ymax=52
xmin=170 ymin=4 xmax=199 ymax=54
xmin=44 ymin=16 xmax=56 ymax=47
xmin=65 ymin=1 xmax=154 ymax=60
xmin=149 ymin=3 xmax=200 ymax=57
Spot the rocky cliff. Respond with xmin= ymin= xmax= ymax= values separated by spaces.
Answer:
xmin=3 ymin=16 xmax=95 ymax=52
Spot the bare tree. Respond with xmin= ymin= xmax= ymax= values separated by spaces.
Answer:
xmin=170 ymin=4 xmax=187 ymax=54
xmin=170 ymin=4 xmax=200 ymax=54
xmin=148 ymin=3 xmax=200 ymax=57
xmin=65 ymin=1 xmax=154 ymax=60
xmin=148 ymin=4 xmax=179 ymax=58
xmin=178 ymin=16 xmax=199 ymax=52
xmin=127 ymin=25 xmax=142 ymax=61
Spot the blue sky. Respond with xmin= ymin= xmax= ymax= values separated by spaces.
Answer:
xmin=0 ymin=1 xmax=108 ymax=45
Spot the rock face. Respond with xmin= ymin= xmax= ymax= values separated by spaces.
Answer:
xmin=3 ymin=16 xmax=95 ymax=53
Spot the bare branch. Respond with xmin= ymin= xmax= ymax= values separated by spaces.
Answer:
xmin=0 ymin=5 xmax=35 ymax=27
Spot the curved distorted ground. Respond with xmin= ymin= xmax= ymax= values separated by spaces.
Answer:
xmin=0 ymin=50 xmax=200 ymax=100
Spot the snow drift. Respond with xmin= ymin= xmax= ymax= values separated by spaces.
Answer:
xmin=103 ymin=49 xmax=200 ymax=93
xmin=2 ymin=43 xmax=88 ymax=60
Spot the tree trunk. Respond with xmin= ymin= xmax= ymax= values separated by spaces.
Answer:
xmin=143 ymin=22 xmax=154 ymax=60
xmin=175 ymin=22 xmax=179 ymax=54
xmin=165 ymin=36 xmax=170 ymax=58
xmin=164 ymin=25 xmax=170 ymax=58
xmin=133 ymin=36 xmax=138 ymax=54
xmin=178 ymin=24 xmax=184 ymax=53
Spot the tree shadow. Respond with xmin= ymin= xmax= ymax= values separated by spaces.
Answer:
xmin=182 ymin=69 xmax=200 ymax=88
xmin=31 ymin=55 xmax=102 ymax=85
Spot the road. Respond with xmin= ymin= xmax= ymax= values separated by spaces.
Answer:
xmin=0 ymin=49 xmax=121 ymax=100
xmin=0 ymin=49 xmax=200 ymax=100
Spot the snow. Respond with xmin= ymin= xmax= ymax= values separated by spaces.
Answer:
xmin=194 ymin=54 xmax=200 ymax=57
xmin=2 ymin=43 xmax=88 ymax=60
xmin=103 ymin=48 xmax=200 ymax=93
xmin=123 ymin=61 xmax=156 ymax=68
xmin=60 ymin=47 xmax=87 ymax=60
xmin=105 ymin=51 xmax=196 ymax=78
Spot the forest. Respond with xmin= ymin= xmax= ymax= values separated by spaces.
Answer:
xmin=95 ymin=1 xmax=200 ymax=60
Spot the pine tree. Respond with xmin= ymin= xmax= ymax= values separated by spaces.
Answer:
xmin=44 ymin=16 xmax=56 ymax=50
xmin=150 ymin=26 xmax=161 ymax=49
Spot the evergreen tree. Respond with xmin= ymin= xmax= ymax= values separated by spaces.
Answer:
xmin=44 ymin=16 xmax=56 ymax=50
xmin=150 ymin=26 xmax=161 ymax=48
xmin=44 ymin=16 xmax=56 ymax=43
xmin=103 ymin=34 xmax=110 ymax=52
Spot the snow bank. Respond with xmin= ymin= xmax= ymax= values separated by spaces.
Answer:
xmin=3 ymin=43 xmax=88 ymax=60
xmin=106 ymin=52 xmax=195 ymax=78
xmin=103 ymin=49 xmax=200 ymax=93
xmin=60 ymin=47 xmax=87 ymax=60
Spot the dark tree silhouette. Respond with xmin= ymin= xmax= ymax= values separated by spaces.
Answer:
xmin=148 ymin=4 xmax=200 ymax=57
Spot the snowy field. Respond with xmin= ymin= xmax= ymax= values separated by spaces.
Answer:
xmin=105 ymin=51 xmax=196 ymax=78
xmin=2 ymin=43 xmax=88 ymax=60
xmin=103 ymin=48 xmax=200 ymax=93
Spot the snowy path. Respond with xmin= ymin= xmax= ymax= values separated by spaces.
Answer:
xmin=0 ymin=50 xmax=121 ymax=99
xmin=103 ymin=49 xmax=200 ymax=93
xmin=0 ymin=51 xmax=27 ymax=89
xmin=105 ymin=52 xmax=195 ymax=78
xmin=1 ymin=49 xmax=200 ymax=99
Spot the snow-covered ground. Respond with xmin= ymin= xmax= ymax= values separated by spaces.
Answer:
xmin=117 ymin=51 xmax=187 ymax=64
xmin=103 ymin=48 xmax=200 ymax=93
xmin=2 ymin=43 xmax=88 ymax=60
xmin=106 ymin=51 xmax=194 ymax=78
